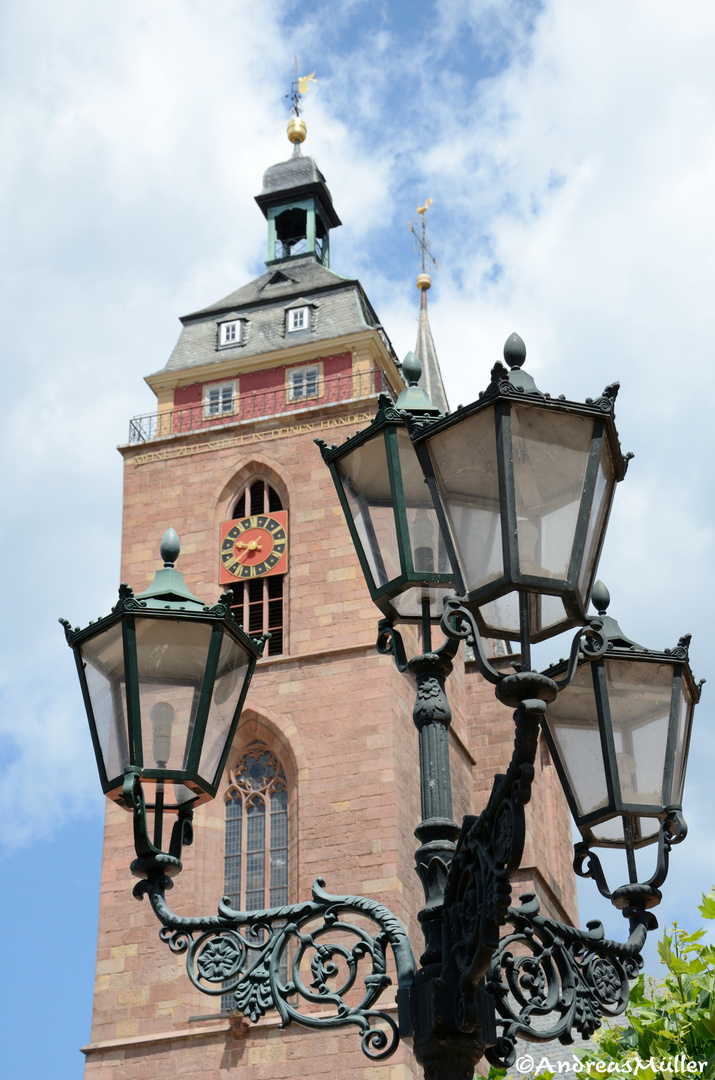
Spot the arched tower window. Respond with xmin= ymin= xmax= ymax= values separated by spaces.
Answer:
xmin=222 ymin=741 xmax=289 ymax=1012
xmin=228 ymin=478 xmax=285 ymax=656
xmin=223 ymin=742 xmax=289 ymax=910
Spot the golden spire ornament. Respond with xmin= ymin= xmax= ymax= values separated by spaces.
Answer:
xmin=286 ymin=57 xmax=316 ymax=148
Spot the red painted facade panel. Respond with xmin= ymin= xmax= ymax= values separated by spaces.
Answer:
xmin=239 ymin=352 xmax=353 ymax=420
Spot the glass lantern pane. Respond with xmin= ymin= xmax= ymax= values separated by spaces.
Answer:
xmin=539 ymin=593 xmax=568 ymax=634
xmin=591 ymin=815 xmax=660 ymax=846
xmin=669 ymin=683 xmax=694 ymax=806
xmin=144 ymin=780 xmax=197 ymax=808
xmin=199 ymin=632 xmax=250 ymax=786
xmin=544 ymin=662 xmax=610 ymax=818
xmin=426 ymin=408 xmax=503 ymax=593
xmin=337 ymin=435 xmax=401 ymax=588
xmin=576 ymin=450 xmax=615 ymax=604
xmin=479 ymin=591 xmax=520 ymax=639
xmin=396 ymin=428 xmax=453 ymax=579
xmin=606 ymin=659 xmax=675 ymax=808
xmin=135 ymin=617 xmax=213 ymax=774
xmin=80 ymin=620 xmax=130 ymax=782
xmin=511 ymin=405 xmax=594 ymax=581
xmin=480 ymin=590 xmax=568 ymax=640
xmin=391 ymin=586 xmax=455 ymax=621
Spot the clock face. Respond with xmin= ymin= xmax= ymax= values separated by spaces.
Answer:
xmin=219 ymin=512 xmax=288 ymax=582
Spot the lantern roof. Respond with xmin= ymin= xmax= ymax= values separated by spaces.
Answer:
xmin=135 ymin=528 xmax=206 ymax=612
xmin=589 ymin=580 xmax=643 ymax=650
xmin=395 ymin=351 xmax=443 ymax=416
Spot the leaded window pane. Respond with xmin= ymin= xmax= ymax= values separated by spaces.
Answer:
xmin=222 ymin=742 xmax=289 ymax=1013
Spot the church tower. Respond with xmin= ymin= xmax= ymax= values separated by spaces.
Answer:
xmin=81 ymin=120 xmax=578 ymax=1080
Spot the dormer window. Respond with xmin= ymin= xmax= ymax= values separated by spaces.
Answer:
xmin=287 ymin=307 xmax=309 ymax=333
xmin=219 ymin=320 xmax=241 ymax=348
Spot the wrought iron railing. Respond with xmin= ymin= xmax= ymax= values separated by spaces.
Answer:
xmin=128 ymin=366 xmax=395 ymax=444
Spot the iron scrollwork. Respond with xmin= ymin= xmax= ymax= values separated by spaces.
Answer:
xmin=135 ymin=868 xmax=415 ymax=1061
xmin=485 ymin=893 xmax=648 ymax=1068
xmin=441 ymin=690 xmax=547 ymax=1036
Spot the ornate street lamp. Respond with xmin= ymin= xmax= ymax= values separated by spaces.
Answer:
xmin=409 ymin=333 xmax=631 ymax=646
xmin=317 ymin=351 xmax=455 ymax=626
xmin=63 ymin=338 xmax=701 ymax=1080
xmin=61 ymin=529 xmax=265 ymax=860
xmin=541 ymin=580 xmax=702 ymax=909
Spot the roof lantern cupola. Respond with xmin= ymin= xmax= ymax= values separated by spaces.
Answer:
xmin=255 ymin=66 xmax=340 ymax=268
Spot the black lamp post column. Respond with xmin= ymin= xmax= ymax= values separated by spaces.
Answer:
xmin=410 ymin=647 xmax=461 ymax=970
xmin=376 ymin=615 xmax=461 ymax=970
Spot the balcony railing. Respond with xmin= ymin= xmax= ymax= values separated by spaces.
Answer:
xmin=127 ymin=366 xmax=395 ymax=444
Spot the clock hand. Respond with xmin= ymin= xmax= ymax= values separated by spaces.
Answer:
xmin=236 ymin=539 xmax=263 ymax=564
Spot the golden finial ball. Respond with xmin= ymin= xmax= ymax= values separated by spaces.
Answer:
xmin=287 ymin=116 xmax=307 ymax=144
xmin=416 ymin=273 xmax=432 ymax=291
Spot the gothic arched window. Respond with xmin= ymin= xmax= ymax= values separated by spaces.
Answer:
xmin=223 ymin=742 xmax=289 ymax=912
xmin=228 ymin=478 xmax=285 ymax=656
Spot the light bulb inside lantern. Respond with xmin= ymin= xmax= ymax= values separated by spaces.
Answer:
xmin=150 ymin=701 xmax=175 ymax=768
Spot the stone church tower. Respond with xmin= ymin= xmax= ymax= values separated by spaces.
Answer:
xmin=81 ymin=128 xmax=578 ymax=1079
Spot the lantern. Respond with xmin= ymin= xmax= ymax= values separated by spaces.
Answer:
xmin=62 ymin=529 xmax=264 ymax=811
xmin=410 ymin=334 xmax=630 ymax=643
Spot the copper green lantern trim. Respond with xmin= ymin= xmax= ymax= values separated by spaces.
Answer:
xmin=60 ymin=529 xmax=266 ymax=815
xmin=407 ymin=333 xmax=634 ymax=644
xmin=316 ymin=352 xmax=456 ymax=625
xmin=541 ymin=581 xmax=703 ymax=909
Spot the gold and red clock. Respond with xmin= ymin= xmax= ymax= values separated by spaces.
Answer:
xmin=219 ymin=512 xmax=288 ymax=583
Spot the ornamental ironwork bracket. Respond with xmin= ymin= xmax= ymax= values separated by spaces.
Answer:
xmin=140 ymin=873 xmax=415 ymax=1060
xmin=485 ymin=893 xmax=651 ymax=1069
xmin=124 ymin=767 xmax=416 ymax=1062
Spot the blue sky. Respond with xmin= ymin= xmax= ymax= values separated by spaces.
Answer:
xmin=2 ymin=1 xmax=715 ymax=1076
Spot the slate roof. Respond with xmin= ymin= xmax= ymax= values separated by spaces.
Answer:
xmin=261 ymin=154 xmax=326 ymax=194
xmin=157 ymin=256 xmax=390 ymax=376
xmin=191 ymin=258 xmax=350 ymax=316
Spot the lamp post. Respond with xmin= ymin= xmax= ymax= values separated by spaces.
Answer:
xmin=63 ymin=338 xmax=701 ymax=1080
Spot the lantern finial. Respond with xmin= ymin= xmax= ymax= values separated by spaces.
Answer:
xmin=160 ymin=528 xmax=181 ymax=568
xmin=588 ymin=582 xmax=642 ymax=650
xmin=402 ymin=351 xmax=422 ymax=386
xmin=396 ymin=351 xmax=442 ymax=415
xmin=137 ymin=530 xmax=205 ymax=609
xmin=504 ymin=332 xmax=527 ymax=370
xmin=591 ymin=580 xmax=610 ymax=615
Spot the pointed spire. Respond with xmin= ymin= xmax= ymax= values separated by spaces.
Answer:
xmin=407 ymin=200 xmax=449 ymax=414
xmin=414 ymin=277 xmax=449 ymax=415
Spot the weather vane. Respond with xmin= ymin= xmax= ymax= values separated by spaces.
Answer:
xmin=407 ymin=199 xmax=439 ymax=276
xmin=286 ymin=56 xmax=317 ymax=117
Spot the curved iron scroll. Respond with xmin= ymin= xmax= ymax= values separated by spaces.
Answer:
xmin=574 ymin=810 xmax=688 ymax=906
xmin=440 ymin=597 xmax=608 ymax=692
xmin=485 ymin=893 xmax=647 ymax=1069
xmin=134 ymin=874 xmax=416 ymax=1061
